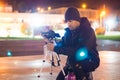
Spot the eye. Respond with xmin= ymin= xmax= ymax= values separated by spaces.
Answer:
xmin=69 ymin=20 xmax=72 ymax=22
xmin=67 ymin=20 xmax=72 ymax=22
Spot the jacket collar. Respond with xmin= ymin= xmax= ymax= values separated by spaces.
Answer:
xmin=65 ymin=26 xmax=81 ymax=33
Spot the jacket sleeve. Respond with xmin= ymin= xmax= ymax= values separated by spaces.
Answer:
xmin=54 ymin=45 xmax=78 ymax=56
xmin=54 ymin=30 xmax=92 ymax=56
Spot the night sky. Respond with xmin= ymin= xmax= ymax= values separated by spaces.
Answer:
xmin=3 ymin=0 xmax=120 ymax=11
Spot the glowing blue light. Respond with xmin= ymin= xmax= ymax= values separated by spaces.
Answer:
xmin=76 ymin=47 xmax=88 ymax=61
xmin=7 ymin=51 xmax=12 ymax=56
xmin=79 ymin=52 xmax=85 ymax=57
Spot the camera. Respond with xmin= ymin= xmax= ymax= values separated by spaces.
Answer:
xmin=33 ymin=26 xmax=60 ymax=42
xmin=41 ymin=30 xmax=60 ymax=41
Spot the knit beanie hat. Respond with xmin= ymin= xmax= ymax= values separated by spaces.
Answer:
xmin=65 ymin=7 xmax=81 ymax=22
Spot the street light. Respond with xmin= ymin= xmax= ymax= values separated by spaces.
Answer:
xmin=82 ymin=3 xmax=87 ymax=9
xmin=37 ymin=7 xmax=41 ymax=12
xmin=37 ymin=7 xmax=44 ymax=13
xmin=100 ymin=11 xmax=106 ymax=17
xmin=48 ymin=6 xmax=51 ymax=11
xmin=37 ymin=7 xmax=40 ymax=11
xmin=100 ymin=10 xmax=106 ymax=27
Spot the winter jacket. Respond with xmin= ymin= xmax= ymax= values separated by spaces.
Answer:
xmin=54 ymin=17 xmax=100 ymax=72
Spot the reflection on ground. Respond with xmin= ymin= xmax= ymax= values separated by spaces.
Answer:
xmin=0 ymin=51 xmax=120 ymax=80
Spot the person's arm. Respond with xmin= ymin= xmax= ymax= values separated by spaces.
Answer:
xmin=54 ymin=45 xmax=77 ymax=56
xmin=54 ymin=32 xmax=91 ymax=56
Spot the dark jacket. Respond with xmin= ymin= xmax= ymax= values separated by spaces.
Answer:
xmin=54 ymin=17 xmax=100 ymax=71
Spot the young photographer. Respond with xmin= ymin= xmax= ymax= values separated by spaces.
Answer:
xmin=47 ymin=7 xmax=100 ymax=80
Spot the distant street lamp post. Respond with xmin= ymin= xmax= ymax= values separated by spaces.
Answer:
xmin=82 ymin=3 xmax=87 ymax=9
xmin=100 ymin=10 xmax=106 ymax=27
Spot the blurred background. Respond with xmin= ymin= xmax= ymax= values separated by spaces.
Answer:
xmin=0 ymin=0 xmax=120 ymax=38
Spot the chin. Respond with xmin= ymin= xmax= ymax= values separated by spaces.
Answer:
xmin=68 ymin=27 xmax=73 ymax=30
xmin=70 ymin=28 xmax=76 ymax=30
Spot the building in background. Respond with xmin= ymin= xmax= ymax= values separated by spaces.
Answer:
xmin=114 ymin=10 xmax=120 ymax=31
xmin=0 ymin=12 xmax=65 ymax=37
xmin=0 ymin=1 xmax=12 ymax=13
xmin=0 ymin=6 xmax=119 ymax=37
xmin=43 ymin=7 xmax=99 ymax=22
xmin=43 ymin=7 xmax=100 ymax=30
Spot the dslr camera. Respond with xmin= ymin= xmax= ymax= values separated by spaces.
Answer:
xmin=41 ymin=30 xmax=60 ymax=42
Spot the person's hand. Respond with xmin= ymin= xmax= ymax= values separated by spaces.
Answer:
xmin=43 ymin=38 xmax=49 ymax=43
xmin=47 ymin=42 xmax=54 ymax=51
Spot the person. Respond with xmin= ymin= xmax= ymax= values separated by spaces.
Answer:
xmin=47 ymin=7 xmax=100 ymax=80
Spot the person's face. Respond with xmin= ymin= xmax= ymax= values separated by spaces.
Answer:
xmin=66 ymin=20 xmax=80 ymax=30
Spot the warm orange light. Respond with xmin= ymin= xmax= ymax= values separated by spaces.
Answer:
xmin=48 ymin=6 xmax=51 ymax=11
xmin=0 ymin=2 xmax=4 ymax=11
xmin=37 ymin=7 xmax=44 ymax=13
xmin=100 ymin=10 xmax=106 ymax=17
xmin=82 ymin=3 xmax=87 ymax=9
xmin=0 ymin=6 xmax=3 ymax=11
xmin=37 ymin=7 xmax=41 ymax=11
xmin=0 ymin=1 xmax=5 ymax=7
xmin=40 ymin=8 xmax=44 ymax=12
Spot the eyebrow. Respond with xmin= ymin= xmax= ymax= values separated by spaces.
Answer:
xmin=67 ymin=20 xmax=73 ymax=22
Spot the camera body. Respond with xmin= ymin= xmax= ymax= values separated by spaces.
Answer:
xmin=41 ymin=30 xmax=60 ymax=41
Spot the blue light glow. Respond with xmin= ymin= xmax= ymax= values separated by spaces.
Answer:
xmin=7 ymin=51 xmax=12 ymax=56
xmin=76 ymin=47 xmax=88 ymax=61
xmin=79 ymin=52 xmax=85 ymax=57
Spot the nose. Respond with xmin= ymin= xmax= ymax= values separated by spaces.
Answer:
xmin=67 ymin=21 xmax=71 ymax=26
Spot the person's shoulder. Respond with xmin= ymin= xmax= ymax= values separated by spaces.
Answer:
xmin=80 ymin=17 xmax=91 ymax=27
xmin=80 ymin=17 xmax=89 ymax=21
xmin=80 ymin=17 xmax=95 ymax=35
